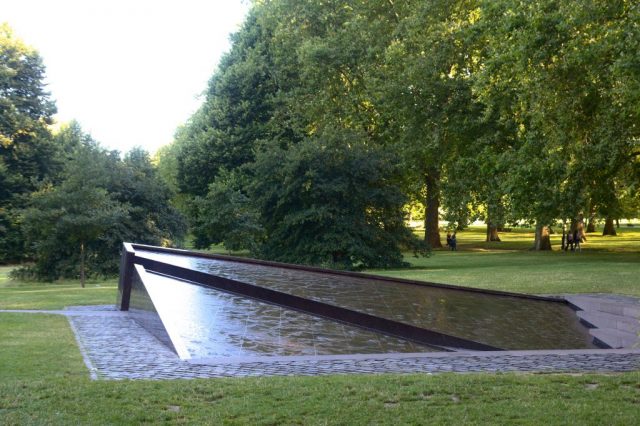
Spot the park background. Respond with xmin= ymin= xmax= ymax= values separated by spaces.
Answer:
xmin=1 ymin=0 xmax=639 ymax=424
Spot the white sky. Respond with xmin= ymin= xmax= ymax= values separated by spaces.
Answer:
xmin=2 ymin=0 xmax=250 ymax=154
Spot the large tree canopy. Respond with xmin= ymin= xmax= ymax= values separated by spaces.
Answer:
xmin=173 ymin=2 xmax=427 ymax=267
xmin=0 ymin=23 xmax=57 ymax=262
xmin=163 ymin=0 xmax=640 ymax=256
xmin=472 ymin=0 xmax=640 ymax=244
xmin=175 ymin=8 xmax=294 ymax=198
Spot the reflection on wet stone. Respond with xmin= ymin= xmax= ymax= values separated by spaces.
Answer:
xmin=135 ymin=250 xmax=597 ymax=356
xmin=140 ymin=272 xmax=436 ymax=358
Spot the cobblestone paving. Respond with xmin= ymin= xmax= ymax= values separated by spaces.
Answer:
xmin=60 ymin=306 xmax=640 ymax=380
xmin=4 ymin=305 xmax=638 ymax=380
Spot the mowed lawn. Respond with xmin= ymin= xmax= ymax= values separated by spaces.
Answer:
xmin=1 ymin=312 xmax=639 ymax=425
xmin=0 ymin=226 xmax=638 ymax=424
xmin=0 ymin=266 xmax=117 ymax=310
xmin=372 ymin=226 xmax=640 ymax=296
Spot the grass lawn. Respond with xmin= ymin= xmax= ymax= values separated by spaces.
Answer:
xmin=1 ymin=313 xmax=639 ymax=425
xmin=0 ymin=266 xmax=117 ymax=310
xmin=0 ymin=226 xmax=638 ymax=424
xmin=370 ymin=225 xmax=640 ymax=296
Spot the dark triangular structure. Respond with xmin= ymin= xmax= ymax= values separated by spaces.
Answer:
xmin=118 ymin=243 xmax=601 ymax=359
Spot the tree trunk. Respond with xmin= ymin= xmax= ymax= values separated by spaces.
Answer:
xmin=603 ymin=216 xmax=617 ymax=236
xmin=486 ymin=223 xmax=501 ymax=242
xmin=424 ymin=171 xmax=442 ymax=248
xmin=80 ymin=241 xmax=86 ymax=288
xmin=533 ymin=224 xmax=552 ymax=250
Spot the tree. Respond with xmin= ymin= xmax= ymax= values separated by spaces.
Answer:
xmin=189 ymin=168 xmax=263 ymax=252
xmin=250 ymin=128 xmax=426 ymax=269
xmin=174 ymin=4 xmax=307 ymax=250
xmin=175 ymin=7 xmax=291 ymax=199
xmin=174 ymin=0 xmax=430 ymax=266
xmin=22 ymin=143 xmax=128 ymax=286
xmin=263 ymin=0 xmax=485 ymax=249
xmin=171 ymin=0 xmax=640 ymax=259
xmin=0 ymin=23 xmax=57 ymax=262
xmin=473 ymin=0 xmax=640 ymax=248
xmin=20 ymin=126 xmax=186 ymax=284
xmin=374 ymin=0 xmax=484 ymax=248
xmin=117 ymin=147 xmax=187 ymax=247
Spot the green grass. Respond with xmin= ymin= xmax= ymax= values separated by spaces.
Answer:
xmin=372 ymin=251 xmax=640 ymax=296
xmin=432 ymin=224 xmax=640 ymax=253
xmin=368 ymin=226 xmax=640 ymax=296
xmin=3 ymin=372 xmax=640 ymax=424
xmin=0 ymin=313 xmax=86 ymax=382
xmin=0 ymin=266 xmax=117 ymax=310
xmin=1 ymin=314 xmax=639 ymax=425
xmin=0 ymin=226 xmax=638 ymax=424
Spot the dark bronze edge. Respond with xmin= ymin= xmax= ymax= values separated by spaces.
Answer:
xmin=117 ymin=242 xmax=136 ymax=311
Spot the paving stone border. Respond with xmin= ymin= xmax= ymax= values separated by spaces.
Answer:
xmin=67 ymin=306 xmax=639 ymax=380
xmin=3 ymin=303 xmax=639 ymax=380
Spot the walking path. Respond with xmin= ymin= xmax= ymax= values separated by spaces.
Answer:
xmin=2 ymin=296 xmax=639 ymax=380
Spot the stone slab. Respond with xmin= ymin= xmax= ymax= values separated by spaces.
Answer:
xmin=564 ymin=294 xmax=640 ymax=349
xmin=577 ymin=311 xmax=640 ymax=335
xmin=590 ymin=328 xmax=639 ymax=350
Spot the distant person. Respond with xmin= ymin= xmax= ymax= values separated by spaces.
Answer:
xmin=577 ymin=218 xmax=587 ymax=242
xmin=450 ymin=233 xmax=457 ymax=251
xmin=565 ymin=232 xmax=574 ymax=252
xmin=446 ymin=232 xmax=452 ymax=249
xmin=573 ymin=229 xmax=581 ymax=252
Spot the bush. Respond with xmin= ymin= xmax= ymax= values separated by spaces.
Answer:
xmin=249 ymin=129 xmax=428 ymax=269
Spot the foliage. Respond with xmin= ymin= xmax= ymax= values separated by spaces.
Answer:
xmin=469 ymin=0 xmax=640 ymax=246
xmin=175 ymin=7 xmax=293 ymax=199
xmin=186 ymin=128 xmax=427 ymax=269
xmin=160 ymin=0 xmax=640 ymax=255
xmin=22 ymin=180 xmax=128 ymax=284
xmin=190 ymin=168 xmax=263 ymax=252
xmin=0 ymin=23 xmax=57 ymax=262
xmin=250 ymin=129 xmax=427 ymax=269
xmin=171 ymin=4 xmax=427 ymax=268
xmin=18 ymin=127 xmax=186 ymax=282
xmin=118 ymin=147 xmax=187 ymax=246
xmin=380 ymin=0 xmax=485 ymax=245
xmin=0 ymin=24 xmax=56 ymax=165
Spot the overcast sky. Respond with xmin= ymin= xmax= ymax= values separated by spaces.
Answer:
xmin=2 ymin=0 xmax=249 ymax=154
